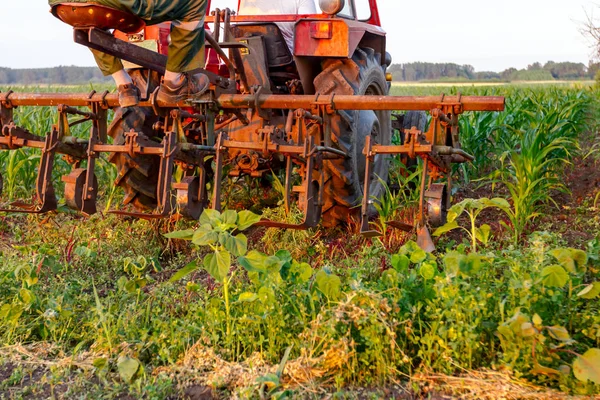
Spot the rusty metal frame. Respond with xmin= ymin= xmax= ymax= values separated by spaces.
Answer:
xmin=0 ymin=87 xmax=503 ymax=231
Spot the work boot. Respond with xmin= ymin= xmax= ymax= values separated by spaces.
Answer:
xmin=117 ymin=84 xmax=140 ymax=108
xmin=157 ymin=73 xmax=210 ymax=105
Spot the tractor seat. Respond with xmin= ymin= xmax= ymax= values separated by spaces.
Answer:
xmin=231 ymin=23 xmax=294 ymax=68
xmin=51 ymin=3 xmax=145 ymax=34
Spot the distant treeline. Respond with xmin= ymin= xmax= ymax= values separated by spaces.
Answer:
xmin=0 ymin=66 xmax=110 ymax=85
xmin=388 ymin=61 xmax=600 ymax=82
xmin=1 ymin=61 xmax=598 ymax=84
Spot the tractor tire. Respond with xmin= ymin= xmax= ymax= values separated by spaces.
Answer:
xmin=401 ymin=111 xmax=427 ymax=142
xmin=400 ymin=111 xmax=427 ymax=169
xmin=108 ymin=69 xmax=162 ymax=210
xmin=313 ymin=48 xmax=392 ymax=226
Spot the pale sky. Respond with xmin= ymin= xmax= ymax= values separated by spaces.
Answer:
xmin=0 ymin=0 xmax=596 ymax=72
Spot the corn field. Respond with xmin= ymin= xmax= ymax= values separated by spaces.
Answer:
xmin=0 ymin=83 xmax=598 ymax=399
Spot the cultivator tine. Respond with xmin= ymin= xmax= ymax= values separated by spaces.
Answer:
xmin=0 ymin=126 xmax=59 ymax=214
xmin=211 ymin=132 xmax=226 ymax=212
xmin=359 ymin=135 xmax=383 ymax=238
xmin=255 ymin=136 xmax=323 ymax=230
xmin=63 ymin=103 xmax=105 ymax=216
xmin=416 ymin=225 xmax=436 ymax=253
xmin=284 ymin=156 xmax=292 ymax=214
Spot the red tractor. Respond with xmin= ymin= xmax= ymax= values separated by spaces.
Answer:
xmin=0 ymin=0 xmax=504 ymax=249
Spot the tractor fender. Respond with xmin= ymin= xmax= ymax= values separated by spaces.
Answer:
xmin=293 ymin=18 xmax=386 ymax=61
xmin=293 ymin=18 xmax=387 ymax=94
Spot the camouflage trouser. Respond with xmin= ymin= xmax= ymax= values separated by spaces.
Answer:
xmin=49 ymin=0 xmax=207 ymax=74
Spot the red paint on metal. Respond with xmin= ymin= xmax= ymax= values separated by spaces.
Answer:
xmin=367 ymin=0 xmax=381 ymax=26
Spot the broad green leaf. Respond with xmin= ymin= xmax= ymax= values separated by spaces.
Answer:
xmin=577 ymin=282 xmax=600 ymax=299
xmin=419 ymin=261 xmax=436 ymax=280
xmin=192 ymin=224 xmax=219 ymax=246
xmin=546 ymin=326 xmax=571 ymax=342
xmin=443 ymin=251 xmax=463 ymax=277
xmin=169 ymin=260 xmax=198 ymax=282
xmin=532 ymin=313 xmax=543 ymax=328
xmin=238 ymin=250 xmax=269 ymax=274
xmin=203 ymin=251 xmax=230 ymax=282
xmin=391 ymin=254 xmax=410 ymax=273
xmin=275 ymin=250 xmax=293 ymax=263
xmin=382 ymin=269 xmax=399 ymax=287
xmin=6 ymin=305 xmax=23 ymax=324
xmin=200 ymin=209 xmax=221 ymax=226
xmin=475 ymin=224 xmax=491 ymax=245
xmin=507 ymin=311 xmax=529 ymax=335
xmin=258 ymin=286 xmax=276 ymax=305
xmin=218 ymin=232 xmax=229 ymax=246
xmin=289 ymin=261 xmax=313 ymax=284
xmin=237 ymin=292 xmax=259 ymax=303
xmin=0 ymin=304 xmax=11 ymax=319
xmin=461 ymin=254 xmax=482 ymax=277
xmin=447 ymin=201 xmax=467 ymax=223
xmin=399 ymin=241 xmax=421 ymax=256
xmin=569 ymin=248 xmax=588 ymax=272
xmin=549 ymin=248 xmax=587 ymax=273
xmin=163 ymin=229 xmax=194 ymax=241
xmin=573 ymin=348 xmax=600 ymax=384
xmin=549 ymin=249 xmax=576 ymax=273
xmin=237 ymin=210 xmax=262 ymax=231
xmin=265 ymin=255 xmax=286 ymax=274
xmin=277 ymin=250 xmax=294 ymax=279
xmin=215 ymin=250 xmax=231 ymax=279
xmin=540 ymin=265 xmax=569 ymax=288
xmin=410 ymin=248 xmax=427 ymax=264
xmin=315 ymin=270 xmax=341 ymax=301
xmin=223 ymin=233 xmax=248 ymax=257
xmin=19 ymin=288 xmax=34 ymax=305
xmin=483 ymin=197 xmax=511 ymax=211
xmin=433 ymin=220 xmax=459 ymax=237
xmin=117 ymin=356 xmax=140 ymax=383
xmin=93 ymin=357 xmax=108 ymax=370
xmin=497 ymin=324 xmax=512 ymax=339
xmin=221 ymin=210 xmax=238 ymax=226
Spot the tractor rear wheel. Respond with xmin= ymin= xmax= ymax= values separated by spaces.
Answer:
xmin=313 ymin=48 xmax=392 ymax=226
xmin=400 ymin=111 xmax=427 ymax=169
xmin=107 ymin=69 xmax=162 ymax=210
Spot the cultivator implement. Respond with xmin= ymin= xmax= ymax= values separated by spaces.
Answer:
xmin=0 ymin=89 xmax=503 ymax=235
xmin=0 ymin=4 xmax=505 ymax=249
